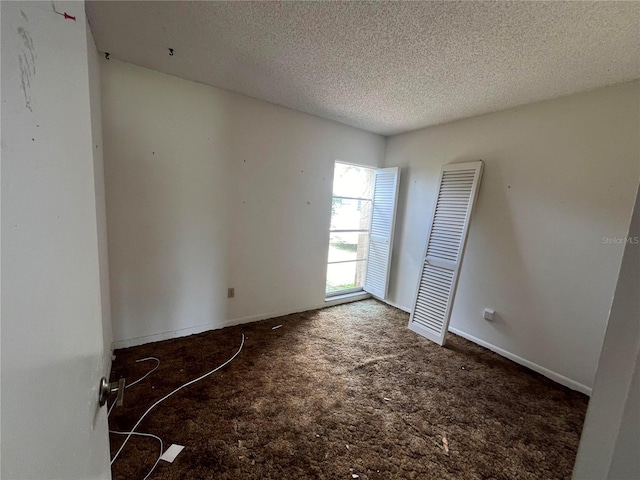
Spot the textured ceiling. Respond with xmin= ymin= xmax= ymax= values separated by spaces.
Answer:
xmin=86 ymin=1 xmax=640 ymax=136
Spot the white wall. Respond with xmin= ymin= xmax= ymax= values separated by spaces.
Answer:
xmin=1 ymin=2 xmax=111 ymax=478
xmin=384 ymin=81 xmax=640 ymax=392
xmin=573 ymin=185 xmax=640 ymax=479
xmin=100 ymin=59 xmax=385 ymax=346
xmin=87 ymin=17 xmax=112 ymax=375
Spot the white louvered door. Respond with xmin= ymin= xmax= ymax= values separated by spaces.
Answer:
xmin=364 ymin=167 xmax=401 ymax=299
xmin=408 ymin=161 xmax=484 ymax=345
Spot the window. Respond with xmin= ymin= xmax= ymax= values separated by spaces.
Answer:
xmin=326 ymin=162 xmax=375 ymax=296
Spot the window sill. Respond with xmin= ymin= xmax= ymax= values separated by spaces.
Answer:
xmin=324 ymin=290 xmax=371 ymax=306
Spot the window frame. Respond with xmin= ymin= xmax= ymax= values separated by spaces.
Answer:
xmin=325 ymin=162 xmax=375 ymax=298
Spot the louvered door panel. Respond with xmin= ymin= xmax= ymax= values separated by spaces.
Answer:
xmin=412 ymin=263 xmax=454 ymax=335
xmin=426 ymin=170 xmax=475 ymax=264
xmin=364 ymin=167 xmax=400 ymax=299
xmin=408 ymin=161 xmax=483 ymax=345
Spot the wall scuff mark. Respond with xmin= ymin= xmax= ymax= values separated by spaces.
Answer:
xmin=17 ymin=26 xmax=36 ymax=112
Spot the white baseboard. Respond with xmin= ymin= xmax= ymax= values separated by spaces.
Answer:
xmin=448 ymin=327 xmax=592 ymax=396
xmin=379 ymin=299 xmax=591 ymax=395
xmin=379 ymin=298 xmax=411 ymax=313
xmin=112 ymin=292 xmax=373 ymax=350
xmin=112 ymin=322 xmax=227 ymax=350
xmin=111 ymin=296 xmax=591 ymax=396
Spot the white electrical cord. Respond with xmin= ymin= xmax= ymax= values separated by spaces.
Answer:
xmin=108 ymin=358 xmax=163 ymax=479
xmin=109 ymin=430 xmax=163 ymax=480
xmin=107 ymin=357 xmax=161 ymax=418
xmin=110 ymin=333 xmax=245 ymax=466
xmin=126 ymin=357 xmax=161 ymax=389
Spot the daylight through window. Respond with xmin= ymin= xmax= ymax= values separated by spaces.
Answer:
xmin=326 ymin=162 xmax=375 ymax=296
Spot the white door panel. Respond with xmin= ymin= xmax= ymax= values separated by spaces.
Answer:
xmin=1 ymin=2 xmax=111 ymax=478
xmin=408 ymin=161 xmax=484 ymax=345
xmin=364 ymin=167 xmax=400 ymax=299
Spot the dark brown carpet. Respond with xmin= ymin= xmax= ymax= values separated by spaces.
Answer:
xmin=108 ymin=299 xmax=588 ymax=480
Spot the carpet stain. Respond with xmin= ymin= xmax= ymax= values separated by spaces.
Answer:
xmin=108 ymin=299 xmax=588 ymax=479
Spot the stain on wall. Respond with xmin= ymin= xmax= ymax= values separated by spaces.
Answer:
xmin=17 ymin=26 xmax=36 ymax=112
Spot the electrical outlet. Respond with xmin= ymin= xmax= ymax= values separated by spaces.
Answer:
xmin=483 ymin=308 xmax=495 ymax=321
xmin=228 ymin=287 xmax=235 ymax=298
